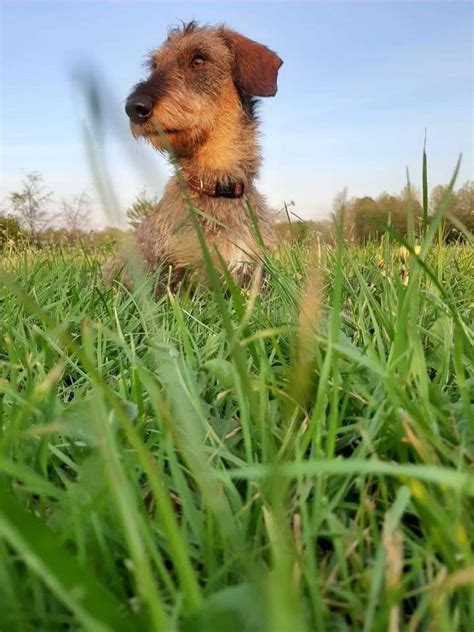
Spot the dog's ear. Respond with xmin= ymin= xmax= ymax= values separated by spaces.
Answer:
xmin=221 ymin=29 xmax=283 ymax=97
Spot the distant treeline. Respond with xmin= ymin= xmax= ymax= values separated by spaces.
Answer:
xmin=277 ymin=181 xmax=473 ymax=244
xmin=0 ymin=217 xmax=127 ymax=250
xmin=0 ymin=172 xmax=129 ymax=251
xmin=1 ymin=172 xmax=472 ymax=251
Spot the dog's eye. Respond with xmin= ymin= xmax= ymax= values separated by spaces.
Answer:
xmin=191 ymin=55 xmax=205 ymax=68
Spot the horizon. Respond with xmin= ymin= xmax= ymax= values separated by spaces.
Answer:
xmin=1 ymin=1 xmax=473 ymax=228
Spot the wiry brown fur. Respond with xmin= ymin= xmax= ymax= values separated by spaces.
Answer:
xmin=107 ymin=22 xmax=283 ymax=292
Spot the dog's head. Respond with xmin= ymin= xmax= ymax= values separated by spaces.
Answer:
xmin=125 ymin=22 xmax=283 ymax=155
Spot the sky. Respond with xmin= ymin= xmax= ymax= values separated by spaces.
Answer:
xmin=1 ymin=0 xmax=473 ymax=227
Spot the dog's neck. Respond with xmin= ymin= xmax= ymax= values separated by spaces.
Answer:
xmin=177 ymin=94 xmax=260 ymax=189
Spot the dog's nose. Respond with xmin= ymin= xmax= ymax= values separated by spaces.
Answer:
xmin=125 ymin=94 xmax=153 ymax=124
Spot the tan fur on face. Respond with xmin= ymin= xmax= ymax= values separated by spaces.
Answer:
xmin=132 ymin=28 xmax=236 ymax=157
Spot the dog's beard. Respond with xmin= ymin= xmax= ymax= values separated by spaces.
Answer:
xmin=131 ymin=121 xmax=208 ymax=158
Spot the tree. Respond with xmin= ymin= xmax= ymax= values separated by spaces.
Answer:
xmin=430 ymin=181 xmax=474 ymax=241
xmin=345 ymin=196 xmax=378 ymax=242
xmin=381 ymin=193 xmax=419 ymax=240
xmin=454 ymin=180 xmax=474 ymax=232
xmin=430 ymin=184 xmax=450 ymax=214
xmin=60 ymin=192 xmax=92 ymax=234
xmin=9 ymin=172 xmax=53 ymax=239
xmin=0 ymin=215 xmax=24 ymax=249
xmin=400 ymin=183 xmax=421 ymax=203
xmin=345 ymin=189 xmax=423 ymax=243
xmin=126 ymin=189 xmax=159 ymax=228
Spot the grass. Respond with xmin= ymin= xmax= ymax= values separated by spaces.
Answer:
xmin=0 ymin=203 xmax=473 ymax=629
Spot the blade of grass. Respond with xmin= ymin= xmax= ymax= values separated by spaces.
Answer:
xmin=0 ymin=482 xmax=138 ymax=632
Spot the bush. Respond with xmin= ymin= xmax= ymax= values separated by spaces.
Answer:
xmin=0 ymin=215 xmax=26 ymax=249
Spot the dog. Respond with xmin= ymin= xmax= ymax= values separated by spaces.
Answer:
xmin=109 ymin=22 xmax=283 ymax=292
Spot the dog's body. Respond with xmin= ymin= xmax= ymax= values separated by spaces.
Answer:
xmin=111 ymin=22 xmax=282 ymax=289
xmin=134 ymin=179 xmax=275 ymax=284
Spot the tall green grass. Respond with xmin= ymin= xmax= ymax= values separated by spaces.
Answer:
xmin=1 ymin=224 xmax=473 ymax=630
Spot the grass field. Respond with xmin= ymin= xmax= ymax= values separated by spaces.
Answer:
xmin=0 ymin=207 xmax=473 ymax=630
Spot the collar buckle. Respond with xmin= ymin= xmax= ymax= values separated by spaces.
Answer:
xmin=215 ymin=181 xmax=244 ymax=198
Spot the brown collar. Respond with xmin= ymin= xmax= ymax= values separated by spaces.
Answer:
xmin=187 ymin=176 xmax=245 ymax=198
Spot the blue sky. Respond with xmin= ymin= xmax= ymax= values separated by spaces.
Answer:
xmin=1 ymin=1 xmax=472 ymax=226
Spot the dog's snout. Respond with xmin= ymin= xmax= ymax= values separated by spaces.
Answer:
xmin=125 ymin=94 xmax=153 ymax=124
